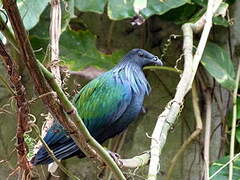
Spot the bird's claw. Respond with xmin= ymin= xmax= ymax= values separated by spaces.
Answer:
xmin=108 ymin=151 xmax=123 ymax=167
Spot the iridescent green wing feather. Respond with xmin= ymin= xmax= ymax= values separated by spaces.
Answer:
xmin=73 ymin=71 xmax=132 ymax=137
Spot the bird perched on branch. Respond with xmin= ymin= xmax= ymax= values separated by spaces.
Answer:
xmin=31 ymin=48 xmax=163 ymax=165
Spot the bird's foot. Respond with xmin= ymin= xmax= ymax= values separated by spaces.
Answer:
xmin=107 ymin=150 xmax=123 ymax=167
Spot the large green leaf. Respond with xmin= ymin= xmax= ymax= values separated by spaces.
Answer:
xmin=213 ymin=16 xmax=230 ymax=27
xmin=75 ymin=0 xmax=107 ymax=14
xmin=17 ymin=0 xmax=49 ymax=30
xmin=30 ymin=2 xmax=75 ymax=39
xmin=74 ymin=0 xmax=190 ymax=20
xmin=201 ymin=42 xmax=235 ymax=90
xmin=59 ymin=29 xmax=125 ymax=70
xmin=209 ymin=156 xmax=240 ymax=180
xmin=140 ymin=0 xmax=189 ymax=19
xmin=160 ymin=3 xmax=199 ymax=24
xmin=107 ymin=0 xmax=136 ymax=20
xmin=30 ymin=29 xmax=125 ymax=70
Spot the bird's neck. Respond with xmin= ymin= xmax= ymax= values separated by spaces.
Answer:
xmin=113 ymin=62 xmax=151 ymax=95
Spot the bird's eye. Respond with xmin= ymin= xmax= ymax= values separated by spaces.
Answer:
xmin=138 ymin=51 xmax=144 ymax=57
xmin=153 ymin=56 xmax=158 ymax=61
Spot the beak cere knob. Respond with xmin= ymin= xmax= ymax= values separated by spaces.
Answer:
xmin=153 ymin=56 xmax=163 ymax=66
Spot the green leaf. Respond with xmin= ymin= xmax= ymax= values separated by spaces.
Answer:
xmin=236 ymin=127 xmax=240 ymax=144
xmin=59 ymin=29 xmax=125 ymax=70
xmin=75 ymin=0 xmax=107 ymax=14
xmin=140 ymin=0 xmax=189 ymax=19
xmin=29 ymin=6 xmax=50 ymax=39
xmin=17 ymin=0 xmax=49 ymax=30
xmin=30 ymin=36 xmax=49 ymax=61
xmin=30 ymin=2 xmax=75 ymax=39
xmin=201 ymin=42 xmax=236 ymax=90
xmin=213 ymin=16 xmax=230 ymax=27
xmin=209 ymin=156 xmax=240 ymax=180
xmin=191 ymin=0 xmax=207 ymax=7
xmin=159 ymin=3 xmax=199 ymax=24
xmin=30 ymin=27 xmax=125 ymax=70
xmin=107 ymin=0 xmax=136 ymax=20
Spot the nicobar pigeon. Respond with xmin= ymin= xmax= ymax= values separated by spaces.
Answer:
xmin=31 ymin=48 xmax=163 ymax=165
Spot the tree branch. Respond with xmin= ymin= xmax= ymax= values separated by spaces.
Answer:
xmin=166 ymin=82 xmax=203 ymax=180
xmin=0 ymin=39 xmax=31 ymax=178
xmin=147 ymin=0 xmax=223 ymax=179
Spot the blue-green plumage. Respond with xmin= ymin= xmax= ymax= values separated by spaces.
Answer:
xmin=31 ymin=48 xmax=163 ymax=165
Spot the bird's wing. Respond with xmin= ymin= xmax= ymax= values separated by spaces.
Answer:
xmin=73 ymin=71 xmax=133 ymax=136
xmin=31 ymin=72 xmax=133 ymax=165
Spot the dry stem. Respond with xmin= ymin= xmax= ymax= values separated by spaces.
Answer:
xmin=0 ymin=39 xmax=31 ymax=178
xmin=147 ymin=0 xmax=223 ymax=179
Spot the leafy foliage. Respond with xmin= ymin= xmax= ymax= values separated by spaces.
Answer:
xmin=30 ymin=29 xmax=125 ymax=70
xmin=209 ymin=156 xmax=240 ymax=180
xmin=74 ymin=0 xmax=189 ymax=20
xmin=201 ymin=42 xmax=235 ymax=90
xmin=17 ymin=0 xmax=49 ymax=30
xmin=75 ymin=0 xmax=107 ymax=14
xmin=59 ymin=29 xmax=125 ymax=70
xmin=108 ymin=0 xmax=136 ymax=20
xmin=213 ymin=16 xmax=230 ymax=27
xmin=139 ymin=0 xmax=189 ymax=18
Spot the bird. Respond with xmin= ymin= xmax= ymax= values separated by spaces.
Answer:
xmin=31 ymin=48 xmax=163 ymax=165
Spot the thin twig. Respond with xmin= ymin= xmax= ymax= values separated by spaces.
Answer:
xmin=210 ymin=152 xmax=240 ymax=179
xmin=229 ymin=58 xmax=240 ymax=180
xmin=166 ymin=82 xmax=203 ymax=180
xmin=203 ymin=89 xmax=212 ymax=180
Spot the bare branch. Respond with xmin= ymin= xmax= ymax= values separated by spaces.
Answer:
xmin=203 ymin=90 xmax=212 ymax=180
xmin=0 ymin=39 xmax=31 ymax=178
xmin=166 ymin=82 xmax=203 ymax=180
xmin=147 ymin=0 xmax=223 ymax=179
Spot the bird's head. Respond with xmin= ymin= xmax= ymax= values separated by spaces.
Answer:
xmin=122 ymin=48 xmax=163 ymax=67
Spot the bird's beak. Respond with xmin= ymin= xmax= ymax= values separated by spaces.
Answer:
xmin=152 ymin=56 xmax=163 ymax=66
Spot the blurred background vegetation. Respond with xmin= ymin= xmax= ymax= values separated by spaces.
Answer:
xmin=0 ymin=0 xmax=240 ymax=179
